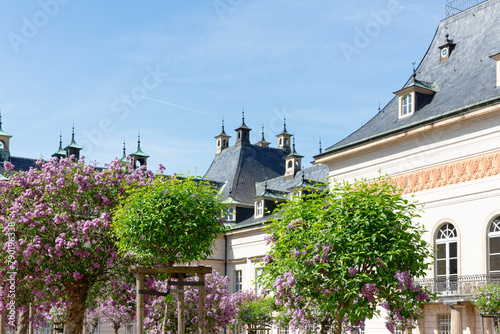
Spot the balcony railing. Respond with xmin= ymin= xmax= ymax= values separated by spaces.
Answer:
xmin=415 ymin=274 xmax=500 ymax=296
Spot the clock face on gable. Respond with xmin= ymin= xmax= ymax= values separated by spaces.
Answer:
xmin=441 ymin=47 xmax=449 ymax=58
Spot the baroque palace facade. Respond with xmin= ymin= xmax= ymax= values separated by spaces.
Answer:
xmin=3 ymin=1 xmax=500 ymax=333
xmin=205 ymin=0 xmax=500 ymax=334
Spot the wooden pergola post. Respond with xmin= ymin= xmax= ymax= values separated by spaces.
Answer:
xmin=177 ymin=273 xmax=185 ymax=334
xmin=0 ymin=310 xmax=5 ymax=334
xmin=198 ymin=272 xmax=206 ymax=334
xmin=136 ymin=273 xmax=144 ymax=334
xmin=130 ymin=265 xmax=212 ymax=334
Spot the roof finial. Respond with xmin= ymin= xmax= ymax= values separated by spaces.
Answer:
xmin=412 ymin=62 xmax=417 ymax=78
xmin=72 ymin=122 xmax=75 ymax=140
xmin=283 ymin=114 xmax=287 ymax=132
xmin=123 ymin=138 xmax=126 ymax=155
xmin=264 ymin=182 xmax=268 ymax=191
xmin=319 ymin=137 xmax=322 ymax=154
xmin=242 ymin=108 xmax=245 ymax=122
xmin=378 ymin=101 xmax=381 ymax=112
xmin=59 ymin=130 xmax=63 ymax=149
xmin=138 ymin=130 xmax=141 ymax=145
xmin=0 ymin=109 xmax=2 ymax=130
xmin=293 ymin=136 xmax=296 ymax=151
xmin=222 ymin=116 xmax=225 ymax=131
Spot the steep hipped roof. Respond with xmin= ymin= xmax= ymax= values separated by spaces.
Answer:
xmin=203 ymin=144 xmax=286 ymax=205
xmin=317 ymin=0 xmax=500 ymax=158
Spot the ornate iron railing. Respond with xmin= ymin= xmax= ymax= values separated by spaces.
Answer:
xmin=445 ymin=0 xmax=488 ymax=17
xmin=415 ymin=274 xmax=500 ymax=296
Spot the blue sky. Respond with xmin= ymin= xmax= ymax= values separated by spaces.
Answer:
xmin=0 ymin=0 xmax=444 ymax=175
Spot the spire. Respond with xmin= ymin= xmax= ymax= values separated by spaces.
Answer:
xmin=276 ymin=114 xmax=292 ymax=154
xmin=52 ymin=131 xmax=66 ymax=159
xmin=319 ymin=137 xmax=322 ymax=154
xmin=120 ymin=138 xmax=128 ymax=164
xmin=215 ymin=117 xmax=231 ymax=156
xmin=235 ymin=109 xmax=252 ymax=147
xmin=256 ymin=123 xmax=271 ymax=148
xmin=64 ymin=123 xmax=83 ymax=160
xmin=284 ymin=136 xmax=304 ymax=181
xmin=130 ymin=131 xmax=149 ymax=168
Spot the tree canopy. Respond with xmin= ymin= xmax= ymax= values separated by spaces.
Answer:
xmin=261 ymin=176 xmax=432 ymax=334
xmin=0 ymin=157 xmax=151 ymax=333
xmin=112 ymin=175 xmax=228 ymax=266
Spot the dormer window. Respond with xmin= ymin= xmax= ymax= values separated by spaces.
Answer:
xmin=255 ymin=200 xmax=263 ymax=218
xmin=490 ymin=52 xmax=500 ymax=87
xmin=394 ymin=73 xmax=438 ymax=119
xmin=401 ymin=93 xmax=413 ymax=117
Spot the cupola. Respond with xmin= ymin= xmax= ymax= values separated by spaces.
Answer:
xmin=52 ymin=133 xmax=66 ymax=159
xmin=64 ymin=125 xmax=83 ymax=160
xmin=0 ymin=113 xmax=12 ymax=163
xmin=255 ymin=124 xmax=271 ymax=148
xmin=276 ymin=116 xmax=292 ymax=154
xmin=284 ymin=138 xmax=303 ymax=181
xmin=215 ymin=119 xmax=231 ymax=156
xmin=130 ymin=133 xmax=149 ymax=168
xmin=394 ymin=69 xmax=438 ymax=119
xmin=235 ymin=111 xmax=251 ymax=148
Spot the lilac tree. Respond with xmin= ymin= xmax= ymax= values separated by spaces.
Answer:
xmin=0 ymin=157 xmax=152 ymax=333
xmin=261 ymin=176 xmax=432 ymax=334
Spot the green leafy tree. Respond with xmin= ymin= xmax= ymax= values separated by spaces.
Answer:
xmin=112 ymin=175 xmax=228 ymax=266
xmin=261 ymin=176 xmax=432 ymax=334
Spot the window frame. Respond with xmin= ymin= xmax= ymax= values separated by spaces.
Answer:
xmin=400 ymin=93 xmax=414 ymax=118
xmin=488 ymin=216 xmax=500 ymax=274
xmin=234 ymin=270 xmax=242 ymax=293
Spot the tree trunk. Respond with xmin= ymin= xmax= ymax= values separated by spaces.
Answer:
xmin=65 ymin=279 xmax=90 ymax=334
xmin=114 ymin=325 xmax=120 ymax=334
xmin=331 ymin=313 xmax=343 ymax=334
xmin=16 ymin=310 xmax=29 ymax=334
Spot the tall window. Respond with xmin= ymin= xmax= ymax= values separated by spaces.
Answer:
xmin=256 ymin=201 xmax=263 ymax=217
xmin=234 ymin=270 xmax=242 ymax=292
xmin=488 ymin=216 xmax=500 ymax=274
xmin=438 ymin=314 xmax=451 ymax=334
xmin=255 ymin=268 xmax=263 ymax=294
xmin=402 ymin=94 xmax=412 ymax=116
xmin=435 ymin=223 xmax=458 ymax=290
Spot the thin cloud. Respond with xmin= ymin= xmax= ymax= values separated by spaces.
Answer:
xmin=138 ymin=95 xmax=208 ymax=115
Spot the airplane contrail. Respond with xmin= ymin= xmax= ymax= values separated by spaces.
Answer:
xmin=137 ymin=95 xmax=209 ymax=115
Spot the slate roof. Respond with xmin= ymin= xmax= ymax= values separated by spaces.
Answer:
xmin=203 ymin=145 xmax=286 ymax=205
xmin=0 ymin=156 xmax=39 ymax=176
xmin=254 ymin=164 xmax=329 ymax=197
xmin=317 ymin=0 xmax=500 ymax=158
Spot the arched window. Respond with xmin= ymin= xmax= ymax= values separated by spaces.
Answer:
xmin=279 ymin=138 xmax=282 ymax=145
xmin=287 ymin=161 xmax=292 ymax=168
xmin=488 ymin=216 xmax=500 ymax=274
xmin=217 ymin=140 xmax=221 ymax=147
xmin=435 ymin=223 xmax=458 ymax=289
xmin=285 ymin=138 xmax=289 ymax=146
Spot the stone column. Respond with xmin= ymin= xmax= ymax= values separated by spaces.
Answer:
xmin=451 ymin=305 xmax=464 ymax=334
xmin=464 ymin=302 xmax=475 ymax=334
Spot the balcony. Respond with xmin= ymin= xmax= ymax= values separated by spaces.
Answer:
xmin=415 ymin=274 xmax=500 ymax=297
